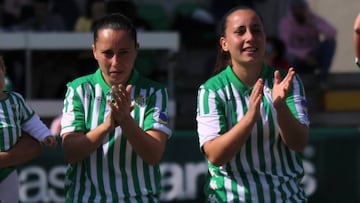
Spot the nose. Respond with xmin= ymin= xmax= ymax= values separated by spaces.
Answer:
xmin=244 ymin=29 xmax=255 ymax=41
xmin=111 ymin=54 xmax=120 ymax=65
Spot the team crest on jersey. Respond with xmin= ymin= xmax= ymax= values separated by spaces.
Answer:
xmin=159 ymin=112 xmax=168 ymax=124
xmin=134 ymin=94 xmax=145 ymax=107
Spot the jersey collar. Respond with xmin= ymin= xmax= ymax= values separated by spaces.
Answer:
xmin=94 ymin=68 xmax=140 ymax=94
xmin=224 ymin=63 xmax=269 ymax=94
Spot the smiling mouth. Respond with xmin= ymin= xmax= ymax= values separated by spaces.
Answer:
xmin=243 ymin=47 xmax=257 ymax=52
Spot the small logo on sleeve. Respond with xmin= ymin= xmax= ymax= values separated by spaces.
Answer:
xmin=159 ymin=112 xmax=168 ymax=124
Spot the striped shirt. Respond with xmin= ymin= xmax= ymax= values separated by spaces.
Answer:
xmin=0 ymin=91 xmax=51 ymax=181
xmin=196 ymin=64 xmax=309 ymax=203
xmin=61 ymin=69 xmax=172 ymax=203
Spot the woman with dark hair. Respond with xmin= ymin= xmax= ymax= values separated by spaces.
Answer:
xmin=196 ymin=5 xmax=309 ymax=202
xmin=61 ymin=13 xmax=171 ymax=202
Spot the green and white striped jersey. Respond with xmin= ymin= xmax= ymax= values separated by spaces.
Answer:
xmin=61 ymin=69 xmax=171 ymax=203
xmin=0 ymin=91 xmax=51 ymax=181
xmin=197 ymin=64 xmax=309 ymax=203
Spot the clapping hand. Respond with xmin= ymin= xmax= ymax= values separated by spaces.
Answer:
xmin=272 ymin=67 xmax=295 ymax=107
xmin=107 ymin=84 xmax=134 ymax=127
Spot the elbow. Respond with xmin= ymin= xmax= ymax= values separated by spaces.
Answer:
xmin=290 ymin=142 xmax=307 ymax=152
xmin=206 ymin=153 xmax=227 ymax=167
xmin=208 ymin=158 xmax=224 ymax=167
xmin=62 ymin=144 xmax=85 ymax=164
xmin=146 ymin=159 xmax=160 ymax=166
xmin=203 ymin=143 xmax=228 ymax=166
xmin=62 ymin=144 xmax=82 ymax=164
xmin=144 ymin=153 xmax=163 ymax=166
xmin=64 ymin=153 xmax=79 ymax=164
xmin=287 ymin=130 xmax=309 ymax=152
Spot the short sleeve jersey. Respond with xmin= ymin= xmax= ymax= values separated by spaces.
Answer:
xmin=60 ymin=69 xmax=172 ymax=203
xmin=196 ymin=64 xmax=309 ymax=202
xmin=0 ymin=91 xmax=51 ymax=151
xmin=0 ymin=91 xmax=51 ymax=181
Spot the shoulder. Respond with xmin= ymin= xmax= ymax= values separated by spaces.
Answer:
xmin=133 ymin=74 xmax=167 ymax=91
xmin=67 ymin=73 xmax=95 ymax=88
xmin=200 ymin=68 xmax=233 ymax=91
xmin=8 ymin=91 xmax=26 ymax=100
xmin=6 ymin=92 xmax=33 ymax=109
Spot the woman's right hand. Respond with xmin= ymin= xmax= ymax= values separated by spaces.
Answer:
xmin=248 ymin=78 xmax=263 ymax=121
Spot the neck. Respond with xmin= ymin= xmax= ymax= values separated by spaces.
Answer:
xmin=232 ymin=62 xmax=263 ymax=87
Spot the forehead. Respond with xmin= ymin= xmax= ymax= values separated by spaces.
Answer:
xmin=226 ymin=9 xmax=263 ymax=28
xmin=94 ymin=28 xmax=135 ymax=50
xmin=96 ymin=29 xmax=132 ymax=40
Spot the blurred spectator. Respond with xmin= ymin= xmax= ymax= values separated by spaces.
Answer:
xmin=171 ymin=2 xmax=216 ymax=48
xmin=264 ymin=36 xmax=291 ymax=70
xmin=3 ymin=0 xmax=30 ymax=19
xmin=73 ymin=0 xmax=106 ymax=77
xmin=0 ymin=0 xmax=18 ymax=31
xmin=74 ymin=0 xmax=105 ymax=32
xmin=210 ymin=0 xmax=266 ymax=22
xmin=17 ymin=0 xmax=66 ymax=31
xmin=14 ymin=0 xmax=71 ymax=98
xmin=278 ymin=0 xmax=336 ymax=87
xmin=52 ymin=0 xmax=80 ymax=31
xmin=106 ymin=0 xmax=152 ymax=31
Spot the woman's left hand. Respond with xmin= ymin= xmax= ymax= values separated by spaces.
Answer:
xmin=108 ymin=84 xmax=134 ymax=126
xmin=272 ymin=67 xmax=295 ymax=107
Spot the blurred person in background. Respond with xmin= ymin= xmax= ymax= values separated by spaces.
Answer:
xmin=278 ymin=0 xmax=336 ymax=88
xmin=18 ymin=0 xmax=65 ymax=31
xmin=74 ymin=0 xmax=106 ymax=76
xmin=264 ymin=36 xmax=291 ymax=70
xmin=0 ymin=0 xmax=18 ymax=31
xmin=52 ymin=0 xmax=80 ymax=31
xmin=74 ymin=0 xmax=105 ymax=32
xmin=106 ymin=0 xmax=152 ymax=31
xmin=3 ymin=0 xmax=30 ymax=19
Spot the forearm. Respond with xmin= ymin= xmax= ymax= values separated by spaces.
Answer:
xmin=275 ymin=101 xmax=309 ymax=152
xmin=120 ymin=116 xmax=167 ymax=165
xmin=203 ymin=114 xmax=256 ymax=166
xmin=62 ymin=122 xmax=110 ymax=163
xmin=0 ymin=133 xmax=42 ymax=168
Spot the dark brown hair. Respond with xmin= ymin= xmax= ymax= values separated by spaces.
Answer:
xmin=212 ymin=5 xmax=263 ymax=75
xmin=92 ymin=13 xmax=137 ymax=46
